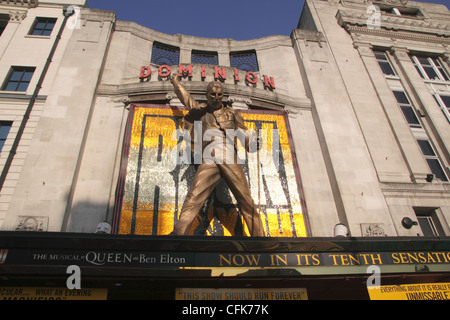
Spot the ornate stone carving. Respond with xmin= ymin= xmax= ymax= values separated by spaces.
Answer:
xmin=15 ymin=216 xmax=48 ymax=232
xmin=8 ymin=10 xmax=27 ymax=22
xmin=376 ymin=0 xmax=409 ymax=5
xmin=361 ymin=223 xmax=387 ymax=237
xmin=111 ymin=96 xmax=131 ymax=109
xmin=228 ymin=96 xmax=252 ymax=110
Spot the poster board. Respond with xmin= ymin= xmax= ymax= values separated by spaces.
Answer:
xmin=113 ymin=105 xmax=307 ymax=237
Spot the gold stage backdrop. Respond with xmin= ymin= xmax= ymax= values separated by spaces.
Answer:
xmin=113 ymin=105 xmax=308 ymax=237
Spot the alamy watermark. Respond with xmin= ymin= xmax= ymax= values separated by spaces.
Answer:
xmin=65 ymin=5 xmax=82 ymax=30
xmin=66 ymin=265 xmax=81 ymax=290
xmin=170 ymin=124 xmax=281 ymax=169
xmin=367 ymin=5 xmax=381 ymax=30
xmin=366 ymin=265 xmax=381 ymax=289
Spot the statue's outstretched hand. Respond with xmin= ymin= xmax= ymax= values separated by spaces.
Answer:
xmin=170 ymin=74 xmax=179 ymax=87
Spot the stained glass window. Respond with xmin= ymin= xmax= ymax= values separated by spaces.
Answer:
xmin=230 ymin=51 xmax=259 ymax=72
xmin=191 ymin=50 xmax=218 ymax=65
xmin=151 ymin=42 xmax=180 ymax=66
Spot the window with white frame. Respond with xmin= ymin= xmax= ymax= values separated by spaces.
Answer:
xmin=410 ymin=55 xmax=450 ymax=82
xmin=414 ymin=207 xmax=445 ymax=237
xmin=374 ymin=51 xmax=397 ymax=76
xmin=433 ymin=94 xmax=450 ymax=123
xmin=375 ymin=49 xmax=449 ymax=183
xmin=416 ymin=139 xmax=448 ymax=182
xmin=393 ymin=90 xmax=422 ymax=128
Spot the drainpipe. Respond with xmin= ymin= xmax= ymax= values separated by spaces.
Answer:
xmin=0 ymin=7 xmax=75 ymax=191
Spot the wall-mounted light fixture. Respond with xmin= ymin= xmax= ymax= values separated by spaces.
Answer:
xmin=401 ymin=217 xmax=418 ymax=229
xmin=334 ymin=224 xmax=349 ymax=237
xmin=426 ymin=174 xmax=434 ymax=182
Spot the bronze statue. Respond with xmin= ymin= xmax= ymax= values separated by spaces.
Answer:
xmin=169 ymin=74 xmax=265 ymax=237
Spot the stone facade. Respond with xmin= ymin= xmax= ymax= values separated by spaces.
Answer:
xmin=0 ymin=0 xmax=448 ymax=238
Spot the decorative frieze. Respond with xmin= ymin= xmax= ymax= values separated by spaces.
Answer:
xmin=336 ymin=9 xmax=450 ymax=42
xmin=1 ymin=0 xmax=38 ymax=8
xmin=373 ymin=0 xmax=409 ymax=5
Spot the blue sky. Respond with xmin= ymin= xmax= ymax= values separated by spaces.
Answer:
xmin=87 ymin=0 xmax=449 ymax=41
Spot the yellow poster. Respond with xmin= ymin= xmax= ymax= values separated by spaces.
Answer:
xmin=113 ymin=105 xmax=307 ymax=237
xmin=0 ymin=287 xmax=108 ymax=300
xmin=367 ymin=283 xmax=450 ymax=300
xmin=175 ymin=288 xmax=308 ymax=300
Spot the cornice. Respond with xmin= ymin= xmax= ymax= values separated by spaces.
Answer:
xmin=0 ymin=0 xmax=38 ymax=8
xmin=114 ymin=20 xmax=292 ymax=52
xmin=336 ymin=9 xmax=450 ymax=39
xmin=381 ymin=181 xmax=450 ymax=199
xmin=346 ymin=24 xmax=450 ymax=46
xmin=97 ymin=82 xmax=311 ymax=111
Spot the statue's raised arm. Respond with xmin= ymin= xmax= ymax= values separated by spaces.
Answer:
xmin=169 ymin=74 xmax=200 ymax=110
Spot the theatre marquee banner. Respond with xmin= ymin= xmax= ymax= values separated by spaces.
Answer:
xmin=112 ymin=105 xmax=307 ymax=237
xmin=367 ymin=283 xmax=450 ymax=300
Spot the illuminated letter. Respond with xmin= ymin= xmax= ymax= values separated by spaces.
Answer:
xmin=158 ymin=65 xmax=172 ymax=78
xmin=140 ymin=66 xmax=152 ymax=80
xmin=371 ymin=254 xmax=383 ymax=265
xmin=201 ymin=66 xmax=206 ymax=79
xmin=214 ymin=67 xmax=226 ymax=81
xmin=329 ymin=254 xmax=339 ymax=266
xmin=245 ymin=255 xmax=261 ymax=266
xmin=245 ymin=72 xmax=258 ymax=85
xmin=179 ymin=65 xmax=193 ymax=78
xmin=392 ymin=253 xmax=400 ymax=264
xmin=219 ymin=254 xmax=232 ymax=267
xmin=232 ymin=254 xmax=245 ymax=267
xmin=263 ymin=75 xmax=275 ymax=90
xmin=234 ymin=69 xmax=240 ymax=82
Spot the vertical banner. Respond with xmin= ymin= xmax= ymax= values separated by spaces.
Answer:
xmin=113 ymin=105 xmax=307 ymax=237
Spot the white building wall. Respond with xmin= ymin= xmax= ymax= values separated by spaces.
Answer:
xmin=303 ymin=0 xmax=450 ymax=236
xmin=0 ymin=4 xmax=115 ymax=232
xmin=0 ymin=0 xmax=448 ymax=237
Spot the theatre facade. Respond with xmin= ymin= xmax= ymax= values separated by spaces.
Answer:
xmin=0 ymin=0 xmax=449 ymax=300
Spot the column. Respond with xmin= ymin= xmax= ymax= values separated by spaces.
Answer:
xmin=353 ymin=41 xmax=412 ymax=183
